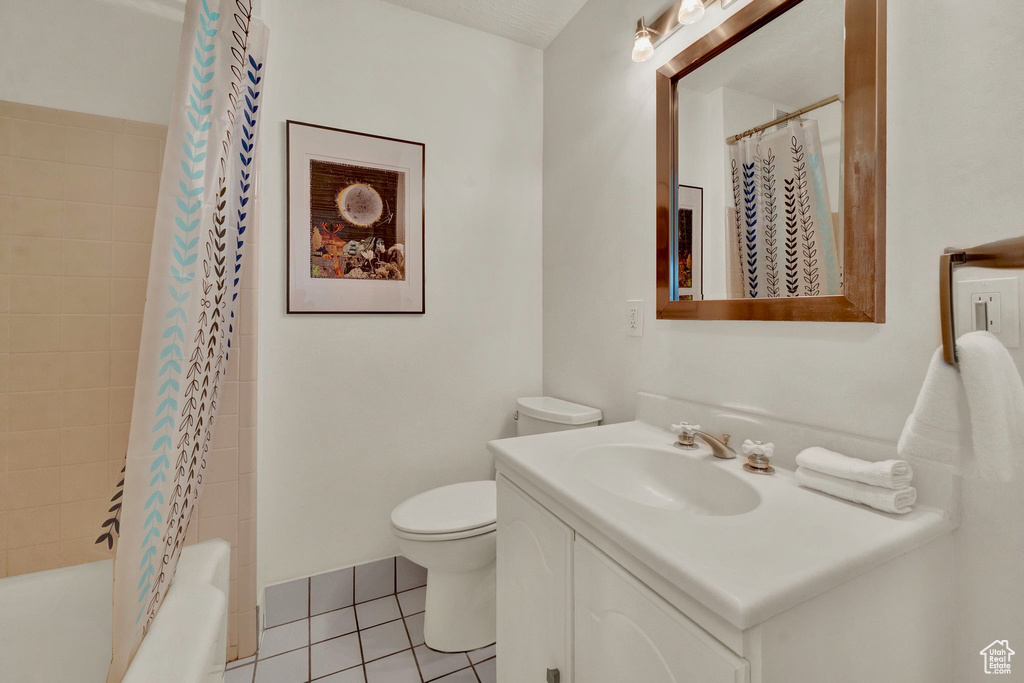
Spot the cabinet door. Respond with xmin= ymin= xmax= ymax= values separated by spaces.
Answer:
xmin=574 ymin=538 xmax=749 ymax=683
xmin=497 ymin=476 xmax=573 ymax=683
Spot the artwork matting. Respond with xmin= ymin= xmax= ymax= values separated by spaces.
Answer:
xmin=287 ymin=120 xmax=425 ymax=313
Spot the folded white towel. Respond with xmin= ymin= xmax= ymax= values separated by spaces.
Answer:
xmin=795 ymin=447 xmax=913 ymax=489
xmin=796 ymin=467 xmax=917 ymax=514
xmin=898 ymin=332 xmax=1024 ymax=481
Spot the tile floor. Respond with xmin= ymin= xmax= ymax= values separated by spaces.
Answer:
xmin=226 ymin=557 xmax=496 ymax=682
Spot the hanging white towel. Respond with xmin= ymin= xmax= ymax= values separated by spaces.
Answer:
xmin=795 ymin=447 xmax=913 ymax=489
xmin=897 ymin=347 xmax=969 ymax=467
xmin=958 ymin=332 xmax=1024 ymax=480
xmin=898 ymin=332 xmax=1024 ymax=481
xmin=796 ymin=467 xmax=917 ymax=514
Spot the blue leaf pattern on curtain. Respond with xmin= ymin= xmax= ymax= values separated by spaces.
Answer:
xmin=105 ymin=0 xmax=268 ymax=679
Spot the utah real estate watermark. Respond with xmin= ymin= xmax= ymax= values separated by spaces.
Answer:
xmin=980 ymin=640 xmax=1014 ymax=675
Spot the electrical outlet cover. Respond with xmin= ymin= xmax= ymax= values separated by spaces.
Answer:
xmin=627 ymin=300 xmax=643 ymax=337
xmin=955 ymin=276 xmax=1020 ymax=348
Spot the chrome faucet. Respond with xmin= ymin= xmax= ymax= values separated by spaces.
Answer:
xmin=671 ymin=422 xmax=738 ymax=459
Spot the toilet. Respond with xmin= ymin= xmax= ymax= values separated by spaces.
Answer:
xmin=390 ymin=397 xmax=601 ymax=652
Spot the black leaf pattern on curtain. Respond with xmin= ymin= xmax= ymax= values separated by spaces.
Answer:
xmin=791 ymin=135 xmax=819 ymax=296
xmin=783 ymin=175 xmax=799 ymax=296
xmin=95 ymin=463 xmax=125 ymax=549
xmin=731 ymin=158 xmax=744 ymax=293
xmin=761 ymin=148 xmax=779 ymax=298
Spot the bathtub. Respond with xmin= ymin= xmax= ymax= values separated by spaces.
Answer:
xmin=0 ymin=539 xmax=230 ymax=683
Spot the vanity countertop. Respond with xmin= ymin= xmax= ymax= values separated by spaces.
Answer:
xmin=488 ymin=420 xmax=955 ymax=631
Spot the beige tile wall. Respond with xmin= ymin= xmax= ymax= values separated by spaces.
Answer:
xmin=0 ymin=100 xmax=258 ymax=661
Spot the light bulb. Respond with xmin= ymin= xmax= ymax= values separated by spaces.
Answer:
xmin=677 ymin=0 xmax=706 ymax=25
xmin=632 ymin=29 xmax=654 ymax=63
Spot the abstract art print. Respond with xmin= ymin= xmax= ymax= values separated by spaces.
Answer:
xmin=288 ymin=121 xmax=425 ymax=313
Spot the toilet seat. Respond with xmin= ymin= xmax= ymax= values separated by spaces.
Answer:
xmin=390 ymin=481 xmax=496 ymax=541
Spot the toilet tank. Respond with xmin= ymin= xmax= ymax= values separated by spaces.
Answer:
xmin=515 ymin=397 xmax=602 ymax=436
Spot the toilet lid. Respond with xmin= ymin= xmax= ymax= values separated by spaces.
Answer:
xmin=391 ymin=481 xmax=496 ymax=535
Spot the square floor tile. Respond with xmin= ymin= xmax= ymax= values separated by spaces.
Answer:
xmin=365 ymin=650 xmax=420 ymax=683
xmin=254 ymin=648 xmax=308 ymax=683
xmin=259 ymin=619 xmax=309 ymax=659
xmin=413 ymin=645 xmax=471 ymax=681
xmin=474 ymin=657 xmax=496 ymax=683
xmin=433 ymin=668 xmax=477 ymax=682
xmin=317 ymin=666 xmax=366 ymax=683
xmin=404 ymin=613 xmax=425 ymax=647
xmin=310 ymin=632 xmax=362 ymax=680
xmin=312 ymin=606 xmax=358 ymax=643
xmin=356 ymin=595 xmax=402 ymax=629
xmin=468 ymin=644 xmax=494 ymax=664
xmin=397 ymin=587 xmax=425 ymax=616
xmin=360 ymin=619 xmax=411 ymax=662
xmin=265 ymin=578 xmax=309 ymax=627
xmin=396 ymin=556 xmax=427 ymax=592
xmin=355 ymin=558 xmax=395 ymax=603
xmin=312 ymin=567 xmax=354 ymax=616
xmin=225 ymin=663 xmax=254 ymax=683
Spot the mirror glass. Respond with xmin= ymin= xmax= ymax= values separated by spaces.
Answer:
xmin=673 ymin=0 xmax=844 ymax=301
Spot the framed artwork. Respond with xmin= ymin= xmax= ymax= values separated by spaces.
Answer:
xmin=287 ymin=121 xmax=425 ymax=313
xmin=675 ymin=185 xmax=703 ymax=301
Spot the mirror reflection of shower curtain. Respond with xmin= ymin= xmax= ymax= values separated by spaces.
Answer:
xmin=106 ymin=0 xmax=268 ymax=679
xmin=728 ymin=119 xmax=841 ymax=299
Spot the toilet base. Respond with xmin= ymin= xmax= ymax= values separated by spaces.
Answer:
xmin=422 ymin=562 xmax=496 ymax=653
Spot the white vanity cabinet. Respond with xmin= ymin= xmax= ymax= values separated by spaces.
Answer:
xmin=496 ymin=472 xmax=952 ymax=683
xmin=496 ymin=476 xmax=574 ymax=683
xmin=574 ymin=537 xmax=748 ymax=683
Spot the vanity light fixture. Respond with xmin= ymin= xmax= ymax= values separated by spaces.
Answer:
xmin=632 ymin=19 xmax=657 ymax=62
xmin=632 ymin=0 xmax=739 ymax=62
xmin=677 ymin=0 xmax=706 ymax=25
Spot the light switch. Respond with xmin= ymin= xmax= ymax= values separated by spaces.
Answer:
xmin=955 ymin=276 xmax=1020 ymax=348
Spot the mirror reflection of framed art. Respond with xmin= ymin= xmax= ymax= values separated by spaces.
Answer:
xmin=675 ymin=185 xmax=703 ymax=302
xmin=287 ymin=121 xmax=425 ymax=314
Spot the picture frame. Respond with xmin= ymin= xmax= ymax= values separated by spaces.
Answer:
xmin=287 ymin=120 xmax=425 ymax=313
xmin=674 ymin=185 xmax=703 ymax=302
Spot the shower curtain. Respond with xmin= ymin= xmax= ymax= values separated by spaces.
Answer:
xmin=105 ymin=1 xmax=267 ymax=679
xmin=728 ymin=119 xmax=840 ymax=299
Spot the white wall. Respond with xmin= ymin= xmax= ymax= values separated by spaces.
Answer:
xmin=257 ymin=0 xmax=544 ymax=590
xmin=0 ymin=0 xmax=186 ymax=124
xmin=543 ymin=0 xmax=1024 ymax=679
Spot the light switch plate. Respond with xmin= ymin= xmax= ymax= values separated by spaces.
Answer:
xmin=955 ymin=276 xmax=1020 ymax=348
xmin=720 ymin=0 xmax=740 ymax=8
xmin=627 ymin=300 xmax=644 ymax=337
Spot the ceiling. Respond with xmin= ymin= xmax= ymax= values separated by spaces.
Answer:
xmin=678 ymin=0 xmax=843 ymax=107
xmin=379 ymin=0 xmax=590 ymax=49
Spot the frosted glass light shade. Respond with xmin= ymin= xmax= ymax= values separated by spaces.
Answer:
xmin=632 ymin=31 xmax=654 ymax=62
xmin=678 ymin=0 xmax=706 ymax=25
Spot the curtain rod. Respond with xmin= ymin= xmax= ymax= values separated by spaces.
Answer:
xmin=726 ymin=94 xmax=842 ymax=145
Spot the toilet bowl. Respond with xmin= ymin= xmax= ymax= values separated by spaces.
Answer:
xmin=391 ymin=481 xmax=497 ymax=653
xmin=390 ymin=397 xmax=602 ymax=653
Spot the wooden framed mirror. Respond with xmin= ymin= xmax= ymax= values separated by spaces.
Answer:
xmin=656 ymin=0 xmax=885 ymax=321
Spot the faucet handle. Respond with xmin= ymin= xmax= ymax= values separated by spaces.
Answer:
xmin=671 ymin=421 xmax=700 ymax=436
xmin=671 ymin=422 xmax=700 ymax=449
xmin=742 ymin=440 xmax=776 ymax=475
xmin=741 ymin=439 xmax=775 ymax=457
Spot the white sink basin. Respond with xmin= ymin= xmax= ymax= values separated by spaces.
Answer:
xmin=573 ymin=444 xmax=760 ymax=516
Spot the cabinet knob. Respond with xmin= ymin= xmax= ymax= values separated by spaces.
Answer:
xmin=546 ymin=668 xmax=560 ymax=683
